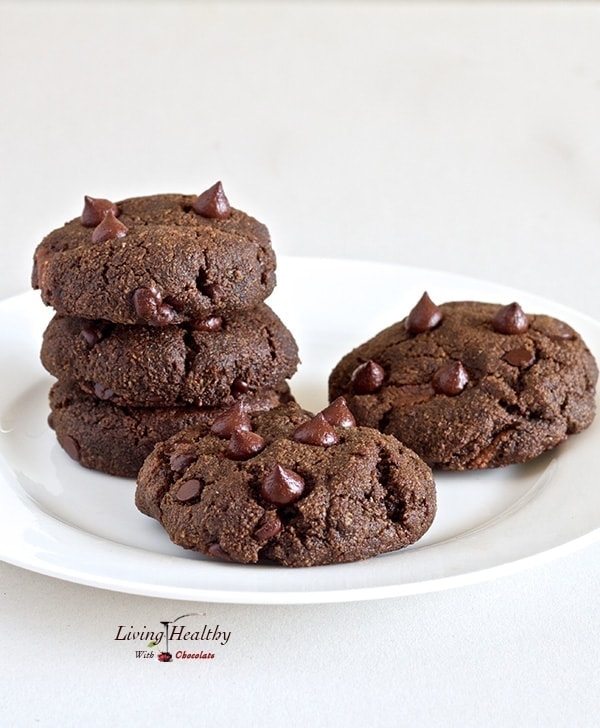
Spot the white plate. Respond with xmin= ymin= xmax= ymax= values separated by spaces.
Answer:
xmin=1 ymin=257 xmax=599 ymax=604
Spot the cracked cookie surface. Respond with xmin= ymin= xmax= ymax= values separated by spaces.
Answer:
xmin=328 ymin=299 xmax=598 ymax=470
xmin=41 ymin=304 xmax=299 ymax=407
xmin=32 ymin=191 xmax=276 ymax=324
xmin=135 ymin=400 xmax=436 ymax=567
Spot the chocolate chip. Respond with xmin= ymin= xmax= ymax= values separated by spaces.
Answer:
xmin=549 ymin=332 xmax=575 ymax=342
xmin=132 ymin=286 xmax=159 ymax=320
xmin=503 ymin=347 xmax=535 ymax=368
xmin=93 ymin=383 xmax=114 ymax=400
xmin=350 ymin=360 xmax=386 ymax=394
xmin=260 ymin=463 xmax=305 ymax=506
xmin=253 ymin=516 xmax=283 ymax=544
xmin=207 ymin=543 xmax=232 ymax=561
xmin=190 ymin=316 xmax=223 ymax=332
xmin=80 ymin=322 xmax=105 ymax=346
xmin=174 ymin=478 xmax=203 ymax=503
xmin=192 ymin=181 xmax=231 ymax=219
xmin=203 ymin=283 xmax=224 ymax=301
xmin=231 ymin=378 xmax=250 ymax=396
xmin=492 ymin=302 xmax=529 ymax=334
xmin=227 ymin=430 xmax=266 ymax=460
xmin=81 ymin=196 xmax=119 ymax=227
xmin=154 ymin=306 xmax=177 ymax=325
xmin=91 ymin=210 xmax=128 ymax=243
xmin=210 ymin=402 xmax=251 ymax=438
xmin=132 ymin=286 xmax=176 ymax=326
xmin=169 ymin=451 xmax=196 ymax=472
xmin=62 ymin=435 xmax=80 ymax=461
xmin=320 ymin=396 xmax=356 ymax=427
xmin=432 ymin=361 xmax=469 ymax=396
xmin=405 ymin=292 xmax=443 ymax=334
xmin=292 ymin=413 xmax=339 ymax=447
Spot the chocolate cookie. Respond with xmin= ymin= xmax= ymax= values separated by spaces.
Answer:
xmin=328 ymin=295 xmax=598 ymax=470
xmin=48 ymin=379 xmax=294 ymax=478
xmin=32 ymin=184 xmax=277 ymax=324
xmin=135 ymin=399 xmax=436 ymax=567
xmin=41 ymin=304 xmax=299 ymax=407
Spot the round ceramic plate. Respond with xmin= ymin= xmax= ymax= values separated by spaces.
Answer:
xmin=0 ymin=257 xmax=599 ymax=604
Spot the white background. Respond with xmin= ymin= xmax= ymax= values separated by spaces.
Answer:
xmin=1 ymin=1 xmax=599 ymax=726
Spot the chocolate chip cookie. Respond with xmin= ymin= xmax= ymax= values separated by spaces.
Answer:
xmin=32 ymin=183 xmax=277 ymax=324
xmin=328 ymin=295 xmax=598 ymax=470
xmin=135 ymin=399 xmax=436 ymax=567
xmin=41 ymin=304 xmax=299 ymax=407
xmin=48 ymin=379 xmax=294 ymax=478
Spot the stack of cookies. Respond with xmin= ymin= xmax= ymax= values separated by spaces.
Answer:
xmin=32 ymin=183 xmax=299 ymax=478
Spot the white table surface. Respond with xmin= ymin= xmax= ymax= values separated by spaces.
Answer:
xmin=1 ymin=1 xmax=599 ymax=726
